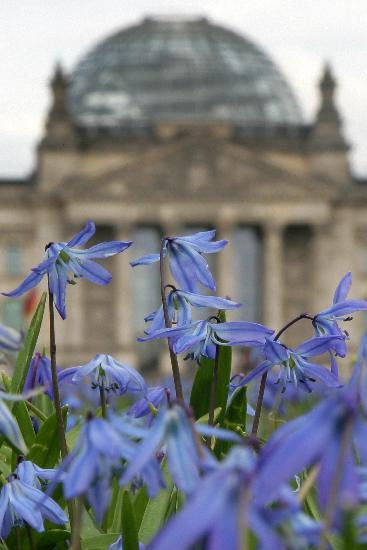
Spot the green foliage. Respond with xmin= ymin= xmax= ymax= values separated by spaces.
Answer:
xmin=27 ymin=406 xmax=68 ymax=468
xmin=138 ymin=462 xmax=174 ymax=544
xmin=121 ymin=490 xmax=140 ymax=550
xmin=10 ymin=292 xmax=47 ymax=396
xmin=190 ymin=310 xmax=232 ymax=423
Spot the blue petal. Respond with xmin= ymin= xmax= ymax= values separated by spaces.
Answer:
xmin=256 ymin=402 xmax=333 ymax=502
xmin=295 ymin=336 xmax=344 ymax=357
xmin=0 ymin=485 xmax=10 ymax=533
xmin=119 ymin=412 xmax=166 ymax=488
xmin=180 ymin=291 xmax=241 ymax=310
xmin=333 ymin=272 xmax=352 ymax=304
xmin=76 ymin=259 xmax=112 ymax=285
xmin=166 ymin=410 xmax=200 ymax=493
xmin=0 ymin=400 xmax=27 ymax=453
xmin=9 ymin=481 xmax=45 ymax=532
xmin=130 ymin=253 xmax=160 ymax=267
xmin=319 ymin=299 xmax=367 ymax=317
xmin=264 ymin=339 xmax=289 ymax=363
xmin=2 ymin=269 xmax=44 ymax=298
xmin=169 ymin=245 xmax=200 ymax=292
xmin=0 ymin=324 xmax=23 ymax=352
xmin=213 ymin=321 xmax=274 ymax=343
xmin=67 ymin=220 xmax=95 ymax=247
xmin=196 ymin=424 xmax=241 ymax=442
xmin=298 ymin=360 xmax=341 ymax=387
xmin=72 ymin=240 xmax=132 ymax=258
xmin=172 ymin=243 xmax=216 ymax=291
xmin=233 ymin=360 xmax=272 ymax=387
xmin=63 ymin=443 xmax=98 ymax=498
xmin=147 ymin=469 xmax=229 ymax=550
xmin=176 ymin=230 xmax=217 ymax=242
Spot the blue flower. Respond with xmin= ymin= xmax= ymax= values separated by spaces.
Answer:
xmin=16 ymin=459 xmax=57 ymax=489
xmin=131 ymin=230 xmax=227 ymax=293
xmin=2 ymin=220 xmax=132 ymax=319
xmin=0 ymin=323 xmax=23 ymax=353
xmin=147 ymin=446 xmax=313 ymax=550
xmin=313 ymin=272 xmax=367 ymax=357
xmin=144 ymin=289 xmax=241 ymax=335
xmin=235 ymin=336 xmax=342 ymax=392
xmin=0 ymin=390 xmax=43 ymax=453
xmin=24 ymin=352 xmax=57 ymax=400
xmin=71 ymin=354 xmax=147 ymax=396
xmin=256 ymin=360 xmax=367 ymax=524
xmin=120 ymin=404 xmax=240 ymax=495
xmin=55 ymin=415 xmax=127 ymax=523
xmin=127 ymin=386 xmax=167 ymax=425
xmin=139 ymin=320 xmax=274 ymax=362
xmin=0 ymin=475 xmax=67 ymax=538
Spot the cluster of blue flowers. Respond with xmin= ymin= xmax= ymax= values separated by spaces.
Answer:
xmin=0 ymin=220 xmax=366 ymax=549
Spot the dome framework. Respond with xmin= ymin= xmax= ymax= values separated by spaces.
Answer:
xmin=68 ymin=17 xmax=302 ymax=129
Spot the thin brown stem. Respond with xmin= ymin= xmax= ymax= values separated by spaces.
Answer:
xmin=159 ymin=238 xmax=183 ymax=400
xmin=251 ymin=313 xmax=313 ymax=436
xmin=47 ymin=285 xmax=75 ymax=534
xmin=47 ymin=288 xmax=68 ymax=459
xmin=69 ymin=498 xmax=83 ymax=550
xmin=26 ymin=524 xmax=36 ymax=550
xmin=206 ymin=345 xmax=220 ymax=448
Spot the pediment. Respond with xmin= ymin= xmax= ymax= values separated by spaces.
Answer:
xmin=60 ymin=136 xmax=336 ymax=203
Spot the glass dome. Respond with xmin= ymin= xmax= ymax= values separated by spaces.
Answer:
xmin=68 ymin=17 xmax=302 ymax=129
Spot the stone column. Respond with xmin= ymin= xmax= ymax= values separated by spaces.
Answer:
xmin=216 ymin=221 xmax=236 ymax=301
xmin=312 ymin=223 xmax=332 ymax=312
xmin=262 ymin=221 xmax=284 ymax=329
xmin=115 ymin=222 xmax=135 ymax=364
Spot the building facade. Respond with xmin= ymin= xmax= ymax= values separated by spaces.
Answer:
xmin=1 ymin=17 xmax=366 ymax=371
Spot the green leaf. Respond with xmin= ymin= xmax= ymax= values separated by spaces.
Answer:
xmin=36 ymin=529 xmax=71 ymax=549
xmin=189 ymin=311 xmax=232 ymax=423
xmin=226 ymin=386 xmax=247 ymax=429
xmin=138 ymin=462 xmax=174 ymax=544
xmin=11 ymin=292 xmax=47 ymax=396
xmin=81 ymin=534 xmax=120 ymax=550
xmin=12 ymin=400 xmax=36 ymax=448
xmin=133 ymin=486 xmax=149 ymax=531
xmin=27 ymin=406 xmax=68 ymax=467
xmin=121 ymin=490 xmax=139 ymax=550
xmin=196 ymin=407 xmax=222 ymax=424
xmin=214 ymin=386 xmax=247 ymax=457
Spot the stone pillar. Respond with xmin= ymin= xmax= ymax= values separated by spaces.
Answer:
xmin=262 ymin=222 xmax=284 ymax=329
xmin=312 ymin=223 xmax=332 ymax=312
xmin=216 ymin=221 xmax=236 ymax=300
xmin=115 ymin=223 xmax=135 ymax=364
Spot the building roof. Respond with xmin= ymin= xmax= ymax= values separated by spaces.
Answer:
xmin=68 ymin=16 xmax=302 ymax=130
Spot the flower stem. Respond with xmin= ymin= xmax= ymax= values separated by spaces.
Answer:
xmin=159 ymin=238 xmax=184 ymax=400
xmin=26 ymin=524 xmax=36 ymax=550
xmin=69 ymin=498 xmax=83 ymax=550
xmin=47 ymin=288 xmax=68 ymax=459
xmin=206 ymin=345 xmax=220 ymax=449
xmin=99 ymin=380 xmax=107 ymax=419
xmin=251 ymin=313 xmax=313 ymax=436
xmin=48 ymin=285 xmax=76 ymax=537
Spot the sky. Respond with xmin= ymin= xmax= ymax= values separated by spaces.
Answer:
xmin=1 ymin=0 xmax=367 ymax=177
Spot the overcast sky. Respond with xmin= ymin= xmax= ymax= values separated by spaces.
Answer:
xmin=1 ymin=0 xmax=367 ymax=177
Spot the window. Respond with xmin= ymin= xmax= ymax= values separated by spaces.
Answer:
xmin=232 ymin=227 xmax=262 ymax=322
xmin=132 ymin=226 xmax=161 ymax=335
